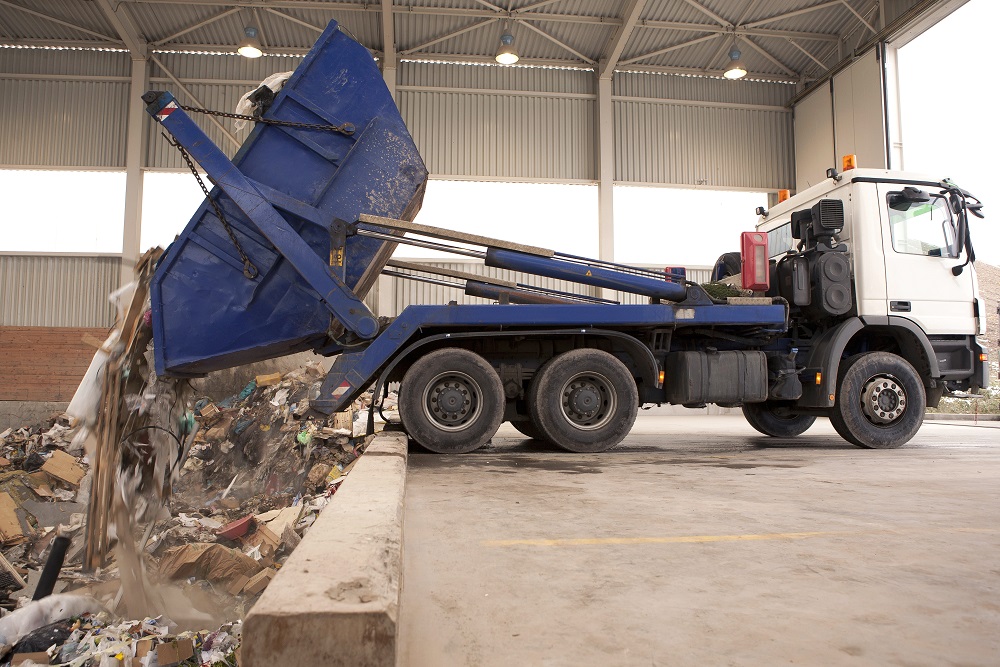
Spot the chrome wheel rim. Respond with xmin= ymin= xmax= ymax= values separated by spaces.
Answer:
xmin=423 ymin=371 xmax=482 ymax=432
xmin=860 ymin=373 xmax=907 ymax=425
xmin=559 ymin=372 xmax=616 ymax=430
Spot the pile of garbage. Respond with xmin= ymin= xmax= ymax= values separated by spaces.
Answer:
xmin=0 ymin=357 xmax=385 ymax=665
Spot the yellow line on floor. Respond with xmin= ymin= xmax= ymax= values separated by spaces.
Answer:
xmin=484 ymin=526 xmax=1000 ymax=548
xmin=483 ymin=531 xmax=844 ymax=548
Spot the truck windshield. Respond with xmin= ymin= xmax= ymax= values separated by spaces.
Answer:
xmin=887 ymin=193 xmax=957 ymax=257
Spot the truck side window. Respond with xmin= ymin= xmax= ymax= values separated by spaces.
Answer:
xmin=887 ymin=193 xmax=957 ymax=257
xmin=766 ymin=223 xmax=793 ymax=259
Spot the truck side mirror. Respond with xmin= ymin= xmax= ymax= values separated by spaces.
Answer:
xmin=889 ymin=187 xmax=930 ymax=210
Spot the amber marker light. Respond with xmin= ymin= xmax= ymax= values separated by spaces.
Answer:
xmin=815 ymin=372 xmax=822 ymax=385
xmin=842 ymin=154 xmax=857 ymax=171
xmin=778 ymin=189 xmax=790 ymax=202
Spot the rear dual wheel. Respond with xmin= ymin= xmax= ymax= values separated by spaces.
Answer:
xmin=398 ymin=348 xmax=504 ymax=454
xmin=528 ymin=349 xmax=638 ymax=453
xmin=742 ymin=401 xmax=816 ymax=437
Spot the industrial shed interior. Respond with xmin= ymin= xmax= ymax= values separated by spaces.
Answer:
xmin=1 ymin=0 xmax=969 ymax=407
xmin=2 ymin=2 xmax=999 ymax=666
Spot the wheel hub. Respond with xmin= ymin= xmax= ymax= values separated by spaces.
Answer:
xmin=560 ymin=373 xmax=616 ymax=430
xmin=425 ymin=373 xmax=480 ymax=431
xmin=861 ymin=374 xmax=906 ymax=425
xmin=568 ymin=385 xmax=601 ymax=416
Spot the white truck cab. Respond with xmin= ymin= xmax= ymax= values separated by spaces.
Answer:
xmin=734 ymin=160 xmax=990 ymax=448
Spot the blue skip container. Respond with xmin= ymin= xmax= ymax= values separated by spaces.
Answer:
xmin=148 ymin=20 xmax=427 ymax=377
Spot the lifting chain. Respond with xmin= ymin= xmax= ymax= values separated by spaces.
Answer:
xmin=180 ymin=105 xmax=355 ymax=136
xmin=165 ymin=134 xmax=259 ymax=279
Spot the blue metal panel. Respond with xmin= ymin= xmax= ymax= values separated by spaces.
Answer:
xmin=315 ymin=302 xmax=787 ymax=413
xmin=148 ymin=20 xmax=427 ymax=376
xmin=485 ymin=248 xmax=688 ymax=302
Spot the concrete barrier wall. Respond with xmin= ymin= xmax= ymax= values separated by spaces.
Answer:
xmin=242 ymin=432 xmax=408 ymax=667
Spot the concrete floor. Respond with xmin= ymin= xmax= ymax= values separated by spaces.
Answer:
xmin=398 ymin=415 xmax=1000 ymax=666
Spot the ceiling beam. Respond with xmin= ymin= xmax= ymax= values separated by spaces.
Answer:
xmin=519 ymin=19 xmax=595 ymax=65
xmin=616 ymin=62 xmax=801 ymax=84
xmin=95 ymin=0 xmax=147 ymax=57
xmin=840 ymin=0 xmax=877 ymax=34
xmin=637 ymin=20 xmax=840 ymax=43
xmin=400 ymin=19 xmax=495 ymax=56
xmin=598 ymin=0 xmax=648 ymax=79
xmin=151 ymin=7 xmax=240 ymax=47
xmin=787 ymin=38 xmax=829 ymax=71
xmin=118 ymin=1 xmax=622 ymax=27
xmin=0 ymin=0 xmax=118 ymax=43
xmin=743 ymin=1 xmax=842 ymax=29
xmin=264 ymin=8 xmax=324 ymax=34
xmin=740 ymin=36 xmax=797 ymax=76
xmin=682 ymin=0 xmax=733 ymax=28
xmin=470 ymin=0 xmax=504 ymax=11
xmin=620 ymin=32 xmax=719 ymax=66
xmin=736 ymin=0 xmax=763 ymax=26
xmin=516 ymin=0 xmax=566 ymax=12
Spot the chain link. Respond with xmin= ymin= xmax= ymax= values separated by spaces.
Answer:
xmin=180 ymin=105 xmax=355 ymax=136
xmin=164 ymin=134 xmax=259 ymax=280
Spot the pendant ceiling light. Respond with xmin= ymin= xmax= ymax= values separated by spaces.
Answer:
xmin=238 ymin=26 xmax=263 ymax=59
xmin=724 ymin=45 xmax=747 ymax=80
xmin=495 ymin=23 xmax=518 ymax=65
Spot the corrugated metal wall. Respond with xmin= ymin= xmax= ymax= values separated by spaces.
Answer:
xmin=369 ymin=259 xmax=711 ymax=318
xmin=0 ymin=254 xmax=118 ymax=327
xmin=0 ymin=49 xmax=130 ymax=168
xmin=398 ymin=61 xmax=596 ymax=182
xmin=613 ymin=72 xmax=795 ymax=190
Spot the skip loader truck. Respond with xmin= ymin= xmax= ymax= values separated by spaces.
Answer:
xmin=142 ymin=20 xmax=990 ymax=455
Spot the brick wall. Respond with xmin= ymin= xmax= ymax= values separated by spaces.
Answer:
xmin=0 ymin=327 xmax=110 ymax=402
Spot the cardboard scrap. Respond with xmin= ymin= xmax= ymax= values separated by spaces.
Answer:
xmin=12 ymin=652 xmax=50 ymax=665
xmin=241 ymin=525 xmax=280 ymax=559
xmin=0 ymin=457 xmax=11 ymax=467
xmin=332 ymin=410 xmax=354 ymax=431
xmin=198 ymin=403 xmax=220 ymax=419
xmin=0 ymin=492 xmax=26 ymax=545
xmin=41 ymin=450 xmax=86 ymax=487
xmin=158 ymin=543 xmax=261 ymax=588
xmin=227 ymin=574 xmax=251 ymax=596
xmin=255 ymin=372 xmax=282 ymax=387
xmin=262 ymin=505 xmax=301 ymax=539
xmin=241 ymin=567 xmax=276 ymax=596
xmin=156 ymin=638 xmax=194 ymax=667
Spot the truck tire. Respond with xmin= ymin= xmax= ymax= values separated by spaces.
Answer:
xmin=829 ymin=352 xmax=925 ymax=449
xmin=509 ymin=420 xmax=548 ymax=441
xmin=712 ymin=251 xmax=742 ymax=281
xmin=742 ymin=401 xmax=816 ymax=437
xmin=528 ymin=349 xmax=638 ymax=453
xmin=398 ymin=348 xmax=505 ymax=454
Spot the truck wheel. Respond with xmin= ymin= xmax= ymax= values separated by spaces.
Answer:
xmin=399 ymin=348 xmax=504 ymax=454
xmin=829 ymin=352 xmax=925 ymax=449
xmin=510 ymin=420 xmax=548 ymax=441
xmin=712 ymin=251 xmax=742 ymax=281
xmin=742 ymin=402 xmax=816 ymax=437
xmin=528 ymin=349 xmax=638 ymax=453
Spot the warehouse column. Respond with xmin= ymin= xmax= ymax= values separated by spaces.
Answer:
xmin=381 ymin=0 xmax=397 ymax=101
xmin=121 ymin=57 xmax=149 ymax=287
xmin=596 ymin=72 xmax=614 ymax=262
xmin=95 ymin=0 xmax=149 ymax=287
xmin=593 ymin=0 xmax=645 ymax=263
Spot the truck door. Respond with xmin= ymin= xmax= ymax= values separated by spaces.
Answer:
xmin=877 ymin=183 xmax=976 ymax=335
